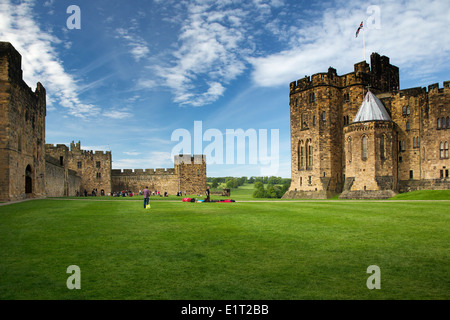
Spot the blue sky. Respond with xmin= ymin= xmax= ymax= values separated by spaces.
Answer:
xmin=1 ymin=0 xmax=449 ymax=177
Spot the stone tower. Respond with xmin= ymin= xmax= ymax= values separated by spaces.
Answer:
xmin=174 ymin=154 xmax=207 ymax=195
xmin=0 ymin=42 xmax=46 ymax=202
xmin=284 ymin=53 xmax=400 ymax=199
xmin=340 ymin=91 xmax=398 ymax=199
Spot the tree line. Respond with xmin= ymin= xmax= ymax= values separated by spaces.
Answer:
xmin=207 ymin=176 xmax=291 ymax=199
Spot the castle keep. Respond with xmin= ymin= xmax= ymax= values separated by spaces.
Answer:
xmin=0 ymin=42 xmax=206 ymax=202
xmin=284 ymin=53 xmax=450 ymax=199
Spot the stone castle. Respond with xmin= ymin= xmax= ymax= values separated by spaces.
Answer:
xmin=283 ymin=52 xmax=450 ymax=199
xmin=0 ymin=42 xmax=206 ymax=202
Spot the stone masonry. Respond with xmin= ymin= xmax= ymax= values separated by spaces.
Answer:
xmin=284 ymin=52 xmax=449 ymax=199
xmin=0 ymin=42 xmax=207 ymax=201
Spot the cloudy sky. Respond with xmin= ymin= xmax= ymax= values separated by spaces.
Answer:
xmin=1 ymin=0 xmax=449 ymax=177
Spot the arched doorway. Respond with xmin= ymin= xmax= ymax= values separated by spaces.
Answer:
xmin=25 ymin=165 xmax=33 ymax=195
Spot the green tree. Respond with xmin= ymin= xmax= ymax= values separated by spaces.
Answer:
xmin=211 ymin=178 xmax=220 ymax=189
xmin=252 ymin=182 xmax=266 ymax=198
xmin=226 ymin=178 xmax=238 ymax=189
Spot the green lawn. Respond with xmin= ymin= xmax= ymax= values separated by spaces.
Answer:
xmin=0 ymin=199 xmax=448 ymax=300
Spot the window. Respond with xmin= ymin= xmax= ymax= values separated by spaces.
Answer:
xmin=406 ymin=106 xmax=410 ymax=115
xmin=322 ymin=111 xmax=326 ymax=123
xmin=300 ymin=177 xmax=303 ymax=186
xmin=298 ymin=141 xmax=304 ymax=169
xmin=447 ymin=117 xmax=450 ymax=129
xmin=313 ymin=116 xmax=316 ymax=126
xmin=77 ymin=162 xmax=82 ymax=169
xmin=96 ymin=161 xmax=101 ymax=168
xmin=380 ymin=135 xmax=385 ymax=159
xmin=296 ymin=99 xmax=299 ymax=107
xmin=197 ymin=169 xmax=200 ymax=176
xmin=362 ymin=136 xmax=368 ymax=160
xmin=348 ymin=137 xmax=352 ymax=163
xmin=446 ymin=170 xmax=449 ymax=178
xmin=406 ymin=121 xmax=410 ymax=131
xmin=437 ymin=118 xmax=442 ymax=129
xmin=308 ymin=144 xmax=313 ymax=167
xmin=410 ymin=170 xmax=414 ymax=180
xmin=308 ymin=176 xmax=312 ymax=185
xmin=444 ymin=142 xmax=448 ymax=159
xmin=442 ymin=117 xmax=446 ymax=129
xmin=440 ymin=170 xmax=444 ymax=179
xmin=60 ymin=156 xmax=64 ymax=166
xmin=402 ymin=107 xmax=407 ymax=116
xmin=309 ymin=93 xmax=315 ymax=103
xmin=96 ymin=173 xmax=101 ymax=179
xmin=441 ymin=142 xmax=449 ymax=159
xmin=401 ymin=141 xmax=406 ymax=152
xmin=344 ymin=93 xmax=350 ymax=102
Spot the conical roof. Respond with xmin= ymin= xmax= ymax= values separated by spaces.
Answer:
xmin=353 ymin=91 xmax=391 ymax=123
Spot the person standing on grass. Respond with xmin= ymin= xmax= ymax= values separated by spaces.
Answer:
xmin=143 ymin=186 xmax=150 ymax=208
xmin=205 ymin=186 xmax=210 ymax=202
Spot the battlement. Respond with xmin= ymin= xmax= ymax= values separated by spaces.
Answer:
xmin=174 ymin=154 xmax=206 ymax=165
xmin=45 ymin=144 xmax=69 ymax=151
xmin=0 ymin=42 xmax=46 ymax=103
xmin=111 ymin=168 xmax=176 ymax=176
xmin=428 ymin=81 xmax=450 ymax=93
xmin=290 ymin=52 xmax=399 ymax=94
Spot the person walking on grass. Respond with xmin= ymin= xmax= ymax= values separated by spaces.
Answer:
xmin=143 ymin=186 xmax=150 ymax=208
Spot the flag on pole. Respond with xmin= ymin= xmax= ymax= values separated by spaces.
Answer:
xmin=356 ymin=21 xmax=363 ymax=38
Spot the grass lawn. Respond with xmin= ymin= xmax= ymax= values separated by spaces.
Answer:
xmin=0 ymin=198 xmax=448 ymax=300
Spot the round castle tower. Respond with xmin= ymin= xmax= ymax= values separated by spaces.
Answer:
xmin=340 ymin=91 xmax=398 ymax=199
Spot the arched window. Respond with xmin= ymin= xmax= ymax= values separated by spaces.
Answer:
xmin=348 ymin=137 xmax=352 ymax=163
xmin=437 ymin=118 xmax=441 ymax=128
xmin=446 ymin=142 xmax=449 ymax=159
xmin=380 ymin=135 xmax=385 ymax=159
xmin=447 ymin=117 xmax=450 ymax=129
xmin=440 ymin=142 xmax=445 ymax=159
xmin=298 ymin=141 xmax=304 ymax=169
xmin=442 ymin=117 xmax=446 ymax=129
xmin=406 ymin=121 xmax=410 ymax=131
xmin=362 ymin=135 xmax=368 ymax=160
xmin=308 ymin=141 xmax=313 ymax=167
xmin=402 ymin=107 xmax=406 ymax=116
xmin=406 ymin=106 xmax=410 ymax=115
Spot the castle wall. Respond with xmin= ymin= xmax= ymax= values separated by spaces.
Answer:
xmin=44 ymin=155 xmax=81 ymax=197
xmin=111 ymin=169 xmax=180 ymax=194
xmin=0 ymin=42 xmax=46 ymax=202
xmin=285 ymin=52 xmax=449 ymax=199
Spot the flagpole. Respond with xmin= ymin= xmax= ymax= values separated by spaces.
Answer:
xmin=363 ymin=22 xmax=366 ymax=61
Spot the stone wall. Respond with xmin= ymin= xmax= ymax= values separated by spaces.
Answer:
xmin=285 ymin=52 xmax=449 ymax=199
xmin=44 ymin=155 xmax=81 ymax=197
xmin=111 ymin=169 xmax=180 ymax=194
xmin=0 ymin=42 xmax=46 ymax=202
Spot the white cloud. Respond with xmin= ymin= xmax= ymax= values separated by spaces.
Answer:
xmin=0 ymin=0 xmax=99 ymax=118
xmin=103 ymin=108 xmax=133 ymax=119
xmin=115 ymin=27 xmax=150 ymax=61
xmin=150 ymin=2 xmax=251 ymax=107
xmin=248 ymin=0 xmax=450 ymax=88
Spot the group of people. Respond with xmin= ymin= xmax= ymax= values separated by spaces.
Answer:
xmin=76 ymin=189 xmax=105 ymax=197
xmin=142 ymin=186 xmax=211 ymax=208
